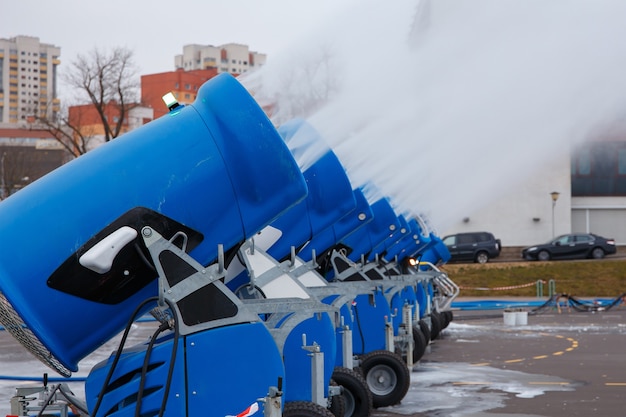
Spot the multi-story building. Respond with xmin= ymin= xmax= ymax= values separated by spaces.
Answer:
xmin=0 ymin=36 xmax=61 ymax=125
xmin=141 ymin=68 xmax=218 ymax=119
xmin=174 ymin=43 xmax=266 ymax=75
xmin=68 ymin=102 xmax=154 ymax=151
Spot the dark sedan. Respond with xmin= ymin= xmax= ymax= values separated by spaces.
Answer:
xmin=522 ymin=233 xmax=617 ymax=261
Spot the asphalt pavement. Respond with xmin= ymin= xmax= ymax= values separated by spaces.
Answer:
xmin=373 ymin=298 xmax=626 ymax=417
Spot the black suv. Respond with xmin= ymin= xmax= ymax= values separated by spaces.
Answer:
xmin=442 ymin=231 xmax=502 ymax=264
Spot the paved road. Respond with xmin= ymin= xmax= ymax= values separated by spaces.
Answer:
xmin=373 ymin=302 xmax=626 ymax=417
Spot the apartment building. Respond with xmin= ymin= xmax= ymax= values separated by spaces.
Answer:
xmin=141 ymin=68 xmax=218 ymax=119
xmin=174 ymin=43 xmax=266 ymax=75
xmin=67 ymin=102 xmax=154 ymax=150
xmin=0 ymin=36 xmax=61 ymax=124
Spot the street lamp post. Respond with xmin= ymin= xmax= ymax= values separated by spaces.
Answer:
xmin=550 ymin=191 xmax=560 ymax=238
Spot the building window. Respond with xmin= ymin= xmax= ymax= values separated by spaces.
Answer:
xmin=618 ymin=149 xmax=626 ymax=175
xmin=572 ymin=150 xmax=591 ymax=176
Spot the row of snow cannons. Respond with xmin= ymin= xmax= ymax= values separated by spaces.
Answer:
xmin=0 ymin=73 xmax=457 ymax=417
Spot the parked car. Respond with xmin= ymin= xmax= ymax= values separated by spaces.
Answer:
xmin=442 ymin=231 xmax=502 ymax=264
xmin=521 ymin=233 xmax=616 ymax=261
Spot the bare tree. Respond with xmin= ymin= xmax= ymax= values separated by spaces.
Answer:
xmin=35 ymin=102 xmax=98 ymax=157
xmin=0 ymin=146 xmax=65 ymax=199
xmin=35 ymin=46 xmax=141 ymax=157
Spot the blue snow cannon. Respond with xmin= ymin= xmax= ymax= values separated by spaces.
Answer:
xmin=223 ymin=118 xmax=368 ymax=414
xmin=0 ymin=72 xmax=307 ymax=382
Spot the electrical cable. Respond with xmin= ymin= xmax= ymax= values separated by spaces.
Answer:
xmin=135 ymin=320 xmax=171 ymax=417
xmin=90 ymin=296 xmax=160 ymax=417
xmin=351 ymin=302 xmax=366 ymax=355
xmin=158 ymin=298 xmax=180 ymax=417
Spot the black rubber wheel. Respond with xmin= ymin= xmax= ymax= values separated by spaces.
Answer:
xmin=591 ymin=247 xmax=605 ymax=259
xmin=439 ymin=311 xmax=449 ymax=329
xmin=283 ymin=401 xmax=337 ymax=417
xmin=418 ymin=319 xmax=431 ymax=343
xmin=442 ymin=310 xmax=454 ymax=328
xmin=430 ymin=311 xmax=442 ymax=340
xmin=358 ymin=350 xmax=410 ymax=408
xmin=475 ymin=251 xmax=489 ymax=264
xmin=328 ymin=379 xmax=347 ymax=417
xmin=537 ymin=250 xmax=550 ymax=261
xmin=331 ymin=367 xmax=373 ymax=417
xmin=411 ymin=325 xmax=427 ymax=362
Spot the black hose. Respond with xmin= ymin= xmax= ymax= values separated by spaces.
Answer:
xmin=352 ymin=302 xmax=366 ymax=354
xmin=91 ymin=296 xmax=160 ymax=417
xmin=135 ymin=321 xmax=171 ymax=417
xmin=158 ymin=298 xmax=180 ymax=417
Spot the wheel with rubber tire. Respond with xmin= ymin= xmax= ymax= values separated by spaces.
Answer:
xmin=443 ymin=310 xmax=453 ymax=328
xmin=475 ymin=251 xmax=489 ymax=264
xmin=537 ymin=250 xmax=550 ymax=261
xmin=328 ymin=379 xmax=347 ymax=417
xmin=430 ymin=311 xmax=442 ymax=340
xmin=331 ymin=367 xmax=373 ymax=417
xmin=283 ymin=401 xmax=337 ymax=417
xmin=358 ymin=350 xmax=410 ymax=408
xmin=591 ymin=247 xmax=605 ymax=259
xmin=411 ymin=325 xmax=427 ymax=362
xmin=418 ymin=319 xmax=431 ymax=343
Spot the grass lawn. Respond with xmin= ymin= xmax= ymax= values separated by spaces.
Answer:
xmin=440 ymin=259 xmax=626 ymax=298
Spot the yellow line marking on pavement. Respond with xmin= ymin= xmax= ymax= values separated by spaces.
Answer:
xmin=467 ymin=333 xmax=580 ymax=367
xmin=605 ymin=383 xmax=626 ymax=386
xmin=529 ymin=382 xmax=570 ymax=385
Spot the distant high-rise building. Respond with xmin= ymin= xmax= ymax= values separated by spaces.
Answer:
xmin=174 ymin=43 xmax=266 ymax=75
xmin=0 ymin=36 xmax=61 ymax=125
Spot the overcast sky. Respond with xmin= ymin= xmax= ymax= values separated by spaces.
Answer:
xmin=0 ymin=0 xmax=360 ymax=74
xmin=4 ymin=0 xmax=626 ymax=232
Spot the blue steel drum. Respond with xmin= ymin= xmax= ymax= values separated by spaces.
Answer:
xmin=280 ymin=312 xmax=337 ymax=402
xmin=415 ymin=281 xmax=429 ymax=319
xmin=85 ymin=322 xmax=285 ymax=417
xmin=0 ymin=73 xmax=307 ymax=375
xmin=349 ymin=290 xmax=390 ymax=355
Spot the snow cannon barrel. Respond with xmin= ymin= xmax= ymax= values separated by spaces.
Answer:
xmin=299 ymin=188 xmax=373 ymax=263
xmin=383 ymin=218 xmax=430 ymax=263
xmin=262 ymin=119 xmax=356 ymax=260
xmin=367 ymin=214 xmax=411 ymax=262
xmin=342 ymin=197 xmax=401 ymax=263
xmin=418 ymin=233 xmax=451 ymax=265
xmin=0 ymin=73 xmax=307 ymax=377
